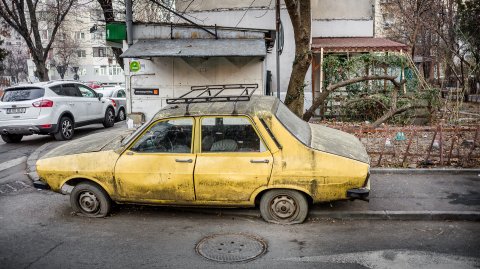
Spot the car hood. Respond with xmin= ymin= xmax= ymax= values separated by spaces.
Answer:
xmin=40 ymin=129 xmax=134 ymax=159
xmin=309 ymin=123 xmax=370 ymax=164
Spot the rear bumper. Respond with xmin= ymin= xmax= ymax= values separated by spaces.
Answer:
xmin=347 ymin=172 xmax=370 ymax=201
xmin=1 ymin=124 xmax=57 ymax=135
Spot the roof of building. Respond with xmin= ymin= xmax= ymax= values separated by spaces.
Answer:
xmin=121 ymin=38 xmax=267 ymax=58
xmin=311 ymin=37 xmax=408 ymax=53
xmin=152 ymin=95 xmax=279 ymax=120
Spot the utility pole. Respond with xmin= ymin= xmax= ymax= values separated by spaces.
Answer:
xmin=275 ymin=0 xmax=281 ymax=98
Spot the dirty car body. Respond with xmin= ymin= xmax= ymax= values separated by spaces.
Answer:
xmin=36 ymin=96 xmax=370 ymax=224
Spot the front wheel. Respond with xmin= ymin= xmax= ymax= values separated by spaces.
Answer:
xmin=70 ymin=182 xmax=111 ymax=217
xmin=103 ymin=108 xmax=115 ymax=128
xmin=1 ymin=134 xmax=23 ymax=143
xmin=259 ymin=189 xmax=308 ymax=224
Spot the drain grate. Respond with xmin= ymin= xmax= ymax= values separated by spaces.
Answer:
xmin=196 ymin=233 xmax=267 ymax=263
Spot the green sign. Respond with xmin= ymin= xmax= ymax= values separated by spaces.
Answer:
xmin=130 ymin=61 xmax=141 ymax=72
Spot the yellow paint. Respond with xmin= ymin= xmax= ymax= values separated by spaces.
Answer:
xmin=37 ymin=112 xmax=369 ymax=207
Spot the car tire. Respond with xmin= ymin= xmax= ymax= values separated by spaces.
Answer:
xmin=259 ymin=189 xmax=308 ymax=224
xmin=103 ymin=107 xmax=115 ymax=128
xmin=1 ymin=134 xmax=23 ymax=143
xmin=53 ymin=116 xmax=74 ymax=141
xmin=116 ymin=108 xmax=126 ymax=122
xmin=70 ymin=182 xmax=111 ymax=218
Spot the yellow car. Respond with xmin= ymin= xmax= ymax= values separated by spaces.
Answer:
xmin=35 ymin=94 xmax=370 ymax=224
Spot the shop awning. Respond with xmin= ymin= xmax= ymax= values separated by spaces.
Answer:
xmin=121 ymin=38 xmax=267 ymax=58
xmin=312 ymin=37 xmax=408 ymax=53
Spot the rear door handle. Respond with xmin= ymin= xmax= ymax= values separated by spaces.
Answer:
xmin=250 ymin=159 xmax=269 ymax=164
xmin=68 ymin=103 xmax=74 ymax=106
xmin=175 ymin=159 xmax=193 ymax=163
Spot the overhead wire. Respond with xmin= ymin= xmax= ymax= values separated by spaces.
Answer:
xmin=235 ymin=0 xmax=256 ymax=27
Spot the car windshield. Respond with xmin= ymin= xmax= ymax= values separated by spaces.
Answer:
xmin=275 ymin=102 xmax=311 ymax=145
xmin=121 ymin=121 xmax=149 ymax=146
xmin=2 ymin=88 xmax=45 ymax=102
xmin=97 ymin=89 xmax=115 ymax=97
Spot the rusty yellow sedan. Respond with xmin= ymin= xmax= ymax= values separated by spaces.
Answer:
xmin=35 ymin=94 xmax=370 ymax=224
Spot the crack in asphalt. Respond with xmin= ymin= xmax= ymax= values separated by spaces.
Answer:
xmin=24 ymin=242 xmax=64 ymax=269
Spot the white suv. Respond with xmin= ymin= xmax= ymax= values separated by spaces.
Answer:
xmin=0 ymin=81 xmax=116 ymax=143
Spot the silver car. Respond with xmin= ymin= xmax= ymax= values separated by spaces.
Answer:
xmin=95 ymin=87 xmax=126 ymax=122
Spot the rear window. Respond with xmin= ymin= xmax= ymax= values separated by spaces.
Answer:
xmin=275 ymin=102 xmax=311 ymax=145
xmin=2 ymin=88 xmax=45 ymax=102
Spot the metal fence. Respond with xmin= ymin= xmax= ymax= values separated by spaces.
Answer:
xmin=327 ymin=124 xmax=480 ymax=167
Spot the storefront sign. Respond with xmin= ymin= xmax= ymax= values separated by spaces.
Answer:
xmin=134 ymin=89 xmax=159 ymax=95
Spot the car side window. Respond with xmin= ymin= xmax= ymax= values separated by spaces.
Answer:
xmin=61 ymin=84 xmax=82 ymax=97
xmin=77 ymin=84 xmax=97 ymax=98
xmin=201 ymin=117 xmax=266 ymax=152
xmin=117 ymin=90 xmax=126 ymax=98
xmin=130 ymin=118 xmax=193 ymax=153
xmin=50 ymin=85 xmax=64 ymax=96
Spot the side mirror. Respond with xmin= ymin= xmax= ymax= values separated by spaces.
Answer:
xmin=97 ymin=93 xmax=103 ymax=100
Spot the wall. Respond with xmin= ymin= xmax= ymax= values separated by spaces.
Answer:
xmin=125 ymin=56 xmax=265 ymax=121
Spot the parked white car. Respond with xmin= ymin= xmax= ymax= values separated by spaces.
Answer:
xmin=0 ymin=81 xmax=116 ymax=143
xmin=95 ymin=87 xmax=127 ymax=122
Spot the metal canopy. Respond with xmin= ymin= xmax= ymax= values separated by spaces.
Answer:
xmin=120 ymin=39 xmax=267 ymax=58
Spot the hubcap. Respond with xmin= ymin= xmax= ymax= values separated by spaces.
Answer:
xmin=78 ymin=191 xmax=100 ymax=213
xmin=270 ymin=195 xmax=297 ymax=219
xmin=62 ymin=120 xmax=73 ymax=137
xmin=107 ymin=110 xmax=114 ymax=123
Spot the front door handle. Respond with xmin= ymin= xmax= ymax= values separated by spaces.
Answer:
xmin=250 ymin=159 xmax=269 ymax=164
xmin=175 ymin=159 xmax=193 ymax=163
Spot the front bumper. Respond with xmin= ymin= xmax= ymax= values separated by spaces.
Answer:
xmin=33 ymin=180 xmax=50 ymax=190
xmin=0 ymin=124 xmax=57 ymax=135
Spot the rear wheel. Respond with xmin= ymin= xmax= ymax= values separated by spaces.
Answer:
xmin=116 ymin=108 xmax=126 ymax=122
xmin=259 ymin=189 xmax=308 ymax=224
xmin=70 ymin=182 xmax=111 ymax=218
xmin=54 ymin=116 xmax=74 ymax=141
xmin=1 ymin=134 xmax=23 ymax=143
xmin=103 ymin=108 xmax=115 ymax=128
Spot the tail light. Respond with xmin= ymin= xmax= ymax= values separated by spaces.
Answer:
xmin=111 ymin=99 xmax=117 ymax=107
xmin=32 ymin=99 xmax=54 ymax=107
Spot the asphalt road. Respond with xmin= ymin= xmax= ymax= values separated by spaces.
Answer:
xmin=0 ymin=124 xmax=479 ymax=268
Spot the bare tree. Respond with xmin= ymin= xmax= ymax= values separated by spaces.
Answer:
xmin=283 ymin=0 xmax=312 ymax=117
xmin=0 ymin=0 xmax=76 ymax=81
xmin=50 ymin=25 xmax=79 ymax=79
xmin=1 ymin=46 xmax=28 ymax=83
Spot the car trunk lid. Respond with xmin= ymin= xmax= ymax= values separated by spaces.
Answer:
xmin=0 ymin=87 xmax=45 ymax=121
xmin=309 ymin=123 xmax=370 ymax=164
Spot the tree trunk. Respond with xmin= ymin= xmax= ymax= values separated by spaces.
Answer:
xmin=284 ymin=0 xmax=312 ymax=117
xmin=32 ymin=54 xmax=49 ymax=81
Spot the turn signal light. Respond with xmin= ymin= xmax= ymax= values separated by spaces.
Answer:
xmin=32 ymin=99 xmax=54 ymax=107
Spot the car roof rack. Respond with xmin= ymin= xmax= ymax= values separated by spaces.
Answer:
xmin=166 ymin=84 xmax=258 ymax=115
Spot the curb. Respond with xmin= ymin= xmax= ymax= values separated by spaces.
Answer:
xmin=26 ymin=141 xmax=53 ymax=182
xmin=189 ymin=208 xmax=480 ymax=221
xmin=371 ymin=168 xmax=480 ymax=174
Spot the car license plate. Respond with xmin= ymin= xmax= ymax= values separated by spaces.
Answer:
xmin=6 ymin=108 xmax=26 ymax=114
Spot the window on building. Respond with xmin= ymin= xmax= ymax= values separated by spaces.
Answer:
xmin=108 ymin=65 xmax=123 ymax=76
xmin=76 ymin=50 xmax=86 ymax=58
xmin=94 ymin=66 xmax=107 ymax=75
xmin=40 ymin=30 xmax=49 ymax=40
xmin=92 ymin=31 xmax=104 ymax=40
xmin=75 ymin=32 xmax=85 ymax=40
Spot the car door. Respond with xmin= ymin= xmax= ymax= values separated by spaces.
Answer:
xmin=76 ymin=84 xmax=103 ymax=120
xmin=194 ymin=116 xmax=273 ymax=201
xmin=114 ymin=117 xmax=196 ymax=202
xmin=54 ymin=84 xmax=88 ymax=123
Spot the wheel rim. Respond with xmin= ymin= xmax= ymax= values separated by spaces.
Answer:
xmin=107 ymin=110 xmax=115 ymax=124
xmin=119 ymin=110 xmax=125 ymax=121
xmin=62 ymin=119 xmax=73 ymax=138
xmin=269 ymin=195 xmax=298 ymax=220
xmin=78 ymin=191 xmax=100 ymax=213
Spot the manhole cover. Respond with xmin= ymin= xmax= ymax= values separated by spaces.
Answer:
xmin=196 ymin=233 xmax=267 ymax=263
